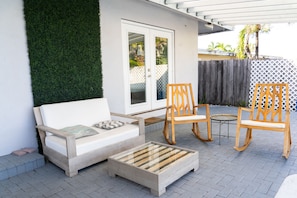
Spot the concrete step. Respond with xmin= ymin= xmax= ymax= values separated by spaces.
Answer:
xmin=0 ymin=152 xmax=44 ymax=180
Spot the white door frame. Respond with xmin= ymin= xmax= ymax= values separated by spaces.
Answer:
xmin=122 ymin=20 xmax=174 ymax=114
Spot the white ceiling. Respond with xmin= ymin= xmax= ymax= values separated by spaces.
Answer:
xmin=146 ymin=0 xmax=297 ymax=34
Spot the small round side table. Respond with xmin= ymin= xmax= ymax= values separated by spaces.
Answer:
xmin=210 ymin=114 xmax=238 ymax=144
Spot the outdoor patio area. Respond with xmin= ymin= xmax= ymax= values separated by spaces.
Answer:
xmin=0 ymin=105 xmax=296 ymax=198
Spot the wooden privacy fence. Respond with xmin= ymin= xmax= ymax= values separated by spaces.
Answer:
xmin=198 ymin=59 xmax=251 ymax=106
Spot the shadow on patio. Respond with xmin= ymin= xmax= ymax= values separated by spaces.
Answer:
xmin=0 ymin=105 xmax=296 ymax=198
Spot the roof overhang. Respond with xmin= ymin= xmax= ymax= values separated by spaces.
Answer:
xmin=145 ymin=0 xmax=297 ymax=35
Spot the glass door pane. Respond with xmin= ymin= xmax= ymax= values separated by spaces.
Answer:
xmin=155 ymin=37 xmax=168 ymax=100
xmin=122 ymin=20 xmax=173 ymax=114
xmin=128 ymin=32 xmax=146 ymax=104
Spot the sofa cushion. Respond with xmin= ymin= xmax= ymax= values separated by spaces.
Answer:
xmin=40 ymin=98 xmax=111 ymax=132
xmin=45 ymin=124 xmax=139 ymax=156
xmin=94 ymin=120 xmax=125 ymax=130
xmin=61 ymin=125 xmax=98 ymax=139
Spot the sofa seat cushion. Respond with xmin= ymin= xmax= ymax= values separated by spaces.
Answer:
xmin=45 ymin=124 xmax=139 ymax=156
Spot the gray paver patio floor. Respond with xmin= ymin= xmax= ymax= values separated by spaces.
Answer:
xmin=1 ymin=106 xmax=297 ymax=198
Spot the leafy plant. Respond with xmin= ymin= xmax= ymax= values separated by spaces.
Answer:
xmin=238 ymin=100 xmax=247 ymax=107
xmin=236 ymin=24 xmax=270 ymax=59
xmin=24 ymin=0 xmax=103 ymax=107
xmin=199 ymin=95 xmax=207 ymax=104
xmin=207 ymin=42 xmax=235 ymax=53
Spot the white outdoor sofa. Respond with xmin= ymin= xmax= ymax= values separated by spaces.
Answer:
xmin=33 ymin=98 xmax=145 ymax=177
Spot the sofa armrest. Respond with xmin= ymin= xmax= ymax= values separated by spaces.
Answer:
xmin=36 ymin=125 xmax=72 ymax=138
xmin=36 ymin=125 xmax=77 ymax=158
xmin=110 ymin=112 xmax=145 ymax=135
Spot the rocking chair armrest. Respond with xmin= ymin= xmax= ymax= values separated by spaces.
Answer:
xmin=36 ymin=125 xmax=77 ymax=158
xmin=237 ymin=107 xmax=254 ymax=121
xmin=193 ymin=104 xmax=209 ymax=112
xmin=193 ymin=104 xmax=209 ymax=108
xmin=239 ymin=107 xmax=253 ymax=113
xmin=193 ymin=104 xmax=210 ymax=116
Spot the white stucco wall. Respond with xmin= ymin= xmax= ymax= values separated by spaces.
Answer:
xmin=0 ymin=0 xmax=37 ymax=156
xmin=0 ymin=0 xmax=198 ymax=155
xmin=100 ymin=0 xmax=199 ymax=114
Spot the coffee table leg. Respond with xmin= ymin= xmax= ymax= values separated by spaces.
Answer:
xmin=151 ymin=187 xmax=166 ymax=196
xmin=193 ymin=163 xmax=199 ymax=172
xmin=108 ymin=169 xmax=116 ymax=177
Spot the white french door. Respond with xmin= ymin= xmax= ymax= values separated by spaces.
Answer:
xmin=122 ymin=20 xmax=174 ymax=114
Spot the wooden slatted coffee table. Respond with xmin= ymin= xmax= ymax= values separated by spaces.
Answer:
xmin=108 ymin=141 xmax=199 ymax=196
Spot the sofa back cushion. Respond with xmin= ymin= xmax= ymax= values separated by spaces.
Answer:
xmin=40 ymin=98 xmax=111 ymax=129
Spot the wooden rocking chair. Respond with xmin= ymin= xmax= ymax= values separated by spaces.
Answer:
xmin=234 ymin=83 xmax=291 ymax=158
xmin=163 ymin=83 xmax=212 ymax=145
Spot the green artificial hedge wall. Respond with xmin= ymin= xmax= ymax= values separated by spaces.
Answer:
xmin=24 ymin=0 xmax=103 ymax=107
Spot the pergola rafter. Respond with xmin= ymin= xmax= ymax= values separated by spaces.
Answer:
xmin=146 ymin=0 xmax=297 ymax=34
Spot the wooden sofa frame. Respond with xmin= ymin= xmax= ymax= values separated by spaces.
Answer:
xmin=33 ymin=108 xmax=145 ymax=177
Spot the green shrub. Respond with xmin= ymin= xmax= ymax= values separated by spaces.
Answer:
xmin=238 ymin=100 xmax=247 ymax=107
xmin=24 ymin=0 xmax=103 ymax=107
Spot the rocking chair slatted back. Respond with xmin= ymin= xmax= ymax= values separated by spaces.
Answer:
xmin=251 ymin=83 xmax=289 ymax=122
xmin=168 ymin=83 xmax=195 ymax=116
